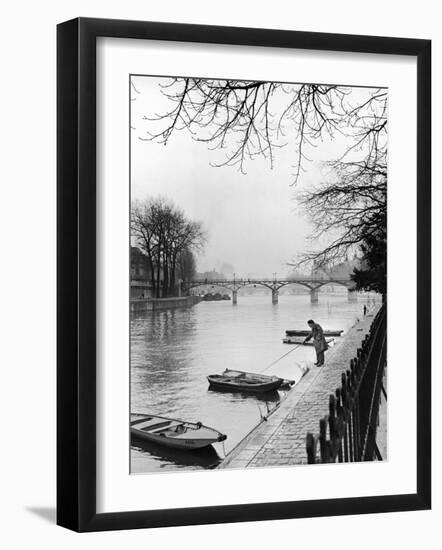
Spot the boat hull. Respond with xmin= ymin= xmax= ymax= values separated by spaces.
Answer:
xmin=207 ymin=374 xmax=283 ymax=393
xmin=283 ymin=337 xmax=334 ymax=345
xmin=130 ymin=415 xmax=226 ymax=451
xmin=223 ymin=368 xmax=295 ymax=388
xmin=285 ymin=329 xmax=343 ymax=337
xmin=131 ymin=429 xmax=221 ymax=450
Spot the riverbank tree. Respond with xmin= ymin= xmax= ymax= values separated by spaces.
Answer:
xmin=137 ymin=78 xmax=387 ymax=294
xmin=131 ymin=197 xmax=206 ymax=297
xmin=298 ymin=158 xmax=387 ymax=297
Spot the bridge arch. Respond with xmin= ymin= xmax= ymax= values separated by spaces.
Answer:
xmin=185 ymin=281 xmax=234 ymax=292
xmin=275 ymin=281 xmax=314 ymax=291
xmin=310 ymin=279 xmax=353 ymax=291
xmin=277 ymin=280 xmax=355 ymax=303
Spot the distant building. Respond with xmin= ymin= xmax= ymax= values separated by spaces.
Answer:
xmin=131 ymin=247 xmax=150 ymax=279
xmin=130 ymin=247 xmax=155 ymax=299
xmin=311 ymin=260 xmax=359 ymax=280
xmin=194 ymin=269 xmax=226 ymax=281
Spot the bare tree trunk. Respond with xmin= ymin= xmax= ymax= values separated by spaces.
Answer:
xmin=170 ymin=256 xmax=177 ymax=296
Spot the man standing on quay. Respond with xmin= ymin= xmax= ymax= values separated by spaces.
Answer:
xmin=303 ymin=319 xmax=328 ymax=366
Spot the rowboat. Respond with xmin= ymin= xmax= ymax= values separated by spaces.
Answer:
xmin=283 ymin=336 xmax=335 ymax=345
xmin=223 ymin=368 xmax=296 ymax=388
xmin=207 ymin=369 xmax=285 ymax=393
xmin=285 ymin=329 xmax=343 ymax=337
xmin=130 ymin=414 xmax=227 ymax=450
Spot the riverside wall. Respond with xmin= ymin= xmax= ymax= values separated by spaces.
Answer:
xmin=130 ymin=295 xmax=203 ymax=312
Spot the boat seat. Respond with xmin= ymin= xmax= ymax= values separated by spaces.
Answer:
xmin=148 ymin=423 xmax=182 ymax=434
xmin=138 ymin=420 xmax=171 ymax=431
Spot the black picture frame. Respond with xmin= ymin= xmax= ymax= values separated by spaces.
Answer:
xmin=57 ymin=17 xmax=431 ymax=532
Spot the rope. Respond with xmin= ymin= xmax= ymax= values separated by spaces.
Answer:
xmin=260 ymin=344 xmax=303 ymax=373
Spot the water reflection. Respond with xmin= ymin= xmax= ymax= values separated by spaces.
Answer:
xmin=207 ymin=387 xmax=283 ymax=403
xmin=131 ymin=435 xmax=222 ymax=472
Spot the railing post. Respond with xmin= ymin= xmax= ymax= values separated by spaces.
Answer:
xmin=306 ymin=433 xmax=316 ymax=464
xmin=351 ymin=358 xmax=361 ymax=460
xmin=335 ymin=388 xmax=344 ymax=462
xmin=319 ymin=418 xmax=328 ymax=462
xmin=341 ymin=373 xmax=349 ymax=462
xmin=328 ymin=394 xmax=339 ymax=462
xmin=346 ymin=368 xmax=355 ymax=462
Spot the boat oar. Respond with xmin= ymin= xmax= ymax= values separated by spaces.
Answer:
xmin=260 ymin=344 xmax=303 ymax=374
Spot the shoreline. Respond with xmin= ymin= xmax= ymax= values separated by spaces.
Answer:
xmin=218 ymin=304 xmax=382 ymax=469
xmin=130 ymin=295 xmax=203 ymax=312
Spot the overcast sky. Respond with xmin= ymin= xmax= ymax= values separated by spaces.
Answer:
xmin=130 ymin=76 xmax=374 ymax=278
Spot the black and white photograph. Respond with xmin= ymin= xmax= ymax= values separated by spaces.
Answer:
xmin=129 ymin=75 xmax=387 ymax=473
xmin=0 ymin=0 xmax=435 ymax=542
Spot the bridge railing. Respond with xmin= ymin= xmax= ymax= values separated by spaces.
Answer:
xmin=306 ymin=304 xmax=387 ymax=463
xmin=186 ymin=276 xmax=351 ymax=283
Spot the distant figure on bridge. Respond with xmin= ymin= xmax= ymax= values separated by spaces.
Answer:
xmin=303 ymin=320 xmax=328 ymax=366
xmin=363 ymin=304 xmax=367 ymax=316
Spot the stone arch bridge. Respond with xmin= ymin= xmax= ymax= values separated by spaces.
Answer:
xmin=182 ymin=277 xmax=357 ymax=305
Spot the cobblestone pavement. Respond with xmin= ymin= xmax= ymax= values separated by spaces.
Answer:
xmin=219 ymin=305 xmax=381 ymax=469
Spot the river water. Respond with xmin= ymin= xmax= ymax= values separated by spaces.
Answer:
xmin=130 ymin=290 xmax=377 ymax=473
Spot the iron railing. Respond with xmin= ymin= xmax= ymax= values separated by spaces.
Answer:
xmin=306 ymin=304 xmax=387 ymax=463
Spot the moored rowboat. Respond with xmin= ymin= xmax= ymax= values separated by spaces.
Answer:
xmin=283 ymin=336 xmax=335 ymax=345
xmin=207 ymin=369 xmax=285 ymax=393
xmin=130 ymin=414 xmax=227 ymax=450
xmin=223 ymin=368 xmax=296 ymax=388
xmin=285 ymin=329 xmax=343 ymax=337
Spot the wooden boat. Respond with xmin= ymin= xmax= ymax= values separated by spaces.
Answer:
xmin=207 ymin=369 xmax=285 ymax=393
xmin=223 ymin=369 xmax=296 ymax=389
xmin=283 ymin=336 xmax=335 ymax=345
xmin=130 ymin=414 xmax=227 ymax=450
xmin=285 ymin=329 xmax=343 ymax=337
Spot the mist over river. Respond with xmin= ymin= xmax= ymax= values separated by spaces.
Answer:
xmin=130 ymin=290 xmax=378 ymax=473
